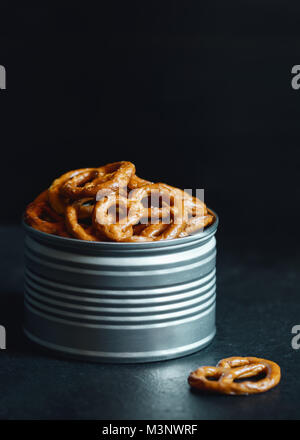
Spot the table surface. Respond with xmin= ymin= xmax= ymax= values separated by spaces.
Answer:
xmin=0 ymin=226 xmax=299 ymax=420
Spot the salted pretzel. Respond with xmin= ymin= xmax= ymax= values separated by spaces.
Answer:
xmin=25 ymin=161 xmax=215 ymax=242
xmin=93 ymin=193 xmax=145 ymax=241
xmin=61 ymin=161 xmax=135 ymax=199
xmin=129 ymin=183 xmax=186 ymax=223
xmin=65 ymin=202 xmax=103 ymax=241
xmin=48 ymin=168 xmax=92 ymax=214
xmin=25 ymin=200 xmax=68 ymax=237
xmin=188 ymin=356 xmax=281 ymax=395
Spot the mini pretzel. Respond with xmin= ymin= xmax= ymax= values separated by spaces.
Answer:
xmin=61 ymin=162 xmax=135 ymax=199
xmin=48 ymin=168 xmax=91 ymax=214
xmin=188 ymin=357 xmax=281 ymax=395
xmin=129 ymin=183 xmax=182 ymax=223
xmin=25 ymin=161 xmax=215 ymax=242
xmin=93 ymin=193 xmax=145 ymax=241
xmin=65 ymin=202 xmax=103 ymax=241
xmin=25 ymin=200 xmax=68 ymax=237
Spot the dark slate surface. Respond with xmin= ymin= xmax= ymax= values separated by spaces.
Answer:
xmin=0 ymin=226 xmax=299 ymax=420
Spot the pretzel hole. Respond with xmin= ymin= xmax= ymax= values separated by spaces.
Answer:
xmin=79 ymin=217 xmax=92 ymax=226
xmin=40 ymin=208 xmax=60 ymax=223
xmin=77 ymin=175 xmax=96 ymax=187
xmin=75 ymin=170 xmax=99 ymax=187
xmin=40 ymin=212 xmax=54 ymax=222
xmin=233 ymin=371 xmax=267 ymax=383
xmin=205 ymin=376 xmax=220 ymax=381
xmin=97 ymin=171 xmax=115 ymax=184
xmin=105 ymin=163 xmax=120 ymax=173
xmin=204 ymin=371 xmax=223 ymax=381
xmin=77 ymin=181 xmax=88 ymax=187
xmin=81 ymin=200 xmax=94 ymax=206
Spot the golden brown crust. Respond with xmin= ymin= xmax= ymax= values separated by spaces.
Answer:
xmin=65 ymin=203 xmax=100 ymax=241
xmin=61 ymin=162 xmax=135 ymax=199
xmin=25 ymin=162 xmax=215 ymax=242
xmin=188 ymin=356 xmax=281 ymax=395
xmin=128 ymin=174 xmax=152 ymax=189
xmin=25 ymin=200 xmax=67 ymax=236
xmin=49 ymin=168 xmax=91 ymax=214
xmin=93 ymin=194 xmax=145 ymax=242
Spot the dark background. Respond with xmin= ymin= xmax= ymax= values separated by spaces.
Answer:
xmin=1 ymin=3 xmax=300 ymax=421
xmin=1 ymin=2 xmax=300 ymax=238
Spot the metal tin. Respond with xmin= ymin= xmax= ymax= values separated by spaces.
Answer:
xmin=23 ymin=212 xmax=218 ymax=363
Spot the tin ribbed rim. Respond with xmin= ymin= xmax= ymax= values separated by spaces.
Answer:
xmin=23 ymin=208 xmax=218 ymax=250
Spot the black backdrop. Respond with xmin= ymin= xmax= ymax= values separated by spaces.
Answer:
xmin=1 ymin=3 xmax=299 ymax=238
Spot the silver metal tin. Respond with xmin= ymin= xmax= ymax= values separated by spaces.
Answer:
xmin=23 ymin=212 xmax=218 ymax=363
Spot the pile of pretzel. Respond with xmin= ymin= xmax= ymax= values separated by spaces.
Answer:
xmin=25 ymin=161 xmax=215 ymax=242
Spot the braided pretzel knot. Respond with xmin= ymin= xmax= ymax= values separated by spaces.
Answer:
xmin=61 ymin=161 xmax=135 ymax=200
xmin=93 ymin=193 xmax=145 ymax=241
xmin=25 ymin=200 xmax=69 ymax=237
xmin=188 ymin=357 xmax=281 ymax=395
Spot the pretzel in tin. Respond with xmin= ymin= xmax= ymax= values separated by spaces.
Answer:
xmin=25 ymin=200 xmax=68 ymax=237
xmin=188 ymin=356 xmax=281 ymax=395
xmin=48 ymin=168 xmax=93 ymax=214
xmin=129 ymin=183 xmax=182 ymax=223
xmin=25 ymin=161 xmax=215 ymax=242
xmin=65 ymin=201 xmax=104 ymax=241
xmin=61 ymin=161 xmax=135 ymax=200
xmin=93 ymin=193 xmax=145 ymax=241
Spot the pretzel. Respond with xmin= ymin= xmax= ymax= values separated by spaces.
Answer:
xmin=188 ymin=357 xmax=281 ymax=395
xmin=25 ymin=200 xmax=68 ymax=237
xmin=129 ymin=183 xmax=184 ymax=223
xmin=93 ymin=193 xmax=145 ymax=241
xmin=25 ymin=161 xmax=215 ymax=242
xmin=65 ymin=202 xmax=103 ymax=241
xmin=61 ymin=162 xmax=135 ymax=199
xmin=48 ymin=168 xmax=91 ymax=214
